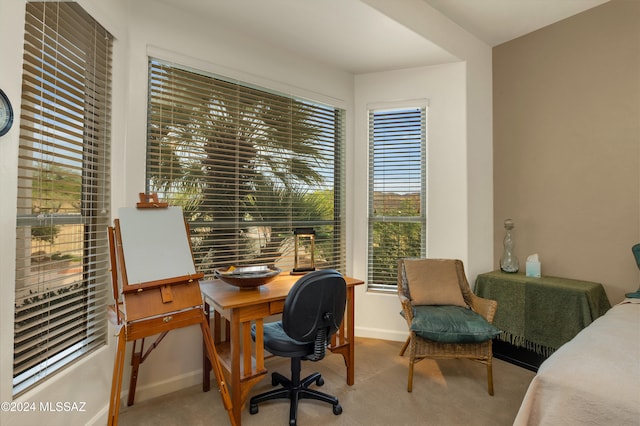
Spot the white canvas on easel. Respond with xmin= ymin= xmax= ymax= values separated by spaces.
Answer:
xmin=117 ymin=206 xmax=196 ymax=285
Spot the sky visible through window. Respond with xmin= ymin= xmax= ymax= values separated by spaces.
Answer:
xmin=372 ymin=107 xmax=423 ymax=196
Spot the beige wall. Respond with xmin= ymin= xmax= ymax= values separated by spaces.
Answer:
xmin=493 ymin=0 xmax=640 ymax=303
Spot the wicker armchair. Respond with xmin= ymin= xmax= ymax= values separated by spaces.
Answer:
xmin=397 ymin=258 xmax=498 ymax=394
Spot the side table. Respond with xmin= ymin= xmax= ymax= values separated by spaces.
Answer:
xmin=475 ymin=270 xmax=611 ymax=357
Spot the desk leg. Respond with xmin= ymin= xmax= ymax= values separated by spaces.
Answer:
xmin=346 ymin=285 xmax=355 ymax=385
xmin=203 ymin=302 xmax=211 ymax=392
xmin=333 ymin=287 xmax=356 ymax=386
xmin=328 ymin=285 xmax=356 ymax=385
xmin=329 ymin=287 xmax=356 ymax=386
xmin=230 ymin=312 xmax=243 ymax=426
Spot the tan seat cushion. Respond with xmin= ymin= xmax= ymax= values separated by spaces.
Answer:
xmin=404 ymin=259 xmax=467 ymax=307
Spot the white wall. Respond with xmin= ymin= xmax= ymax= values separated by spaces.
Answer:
xmin=362 ymin=0 xmax=494 ymax=280
xmin=0 ymin=0 xmax=492 ymax=424
xmin=0 ymin=1 xmax=27 ymax=421
xmin=352 ymin=63 xmax=468 ymax=341
xmin=122 ymin=0 xmax=354 ymax=206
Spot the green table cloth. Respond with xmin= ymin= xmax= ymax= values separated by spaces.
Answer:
xmin=475 ymin=270 xmax=611 ymax=355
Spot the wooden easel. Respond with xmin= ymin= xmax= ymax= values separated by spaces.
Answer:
xmin=107 ymin=193 xmax=235 ymax=426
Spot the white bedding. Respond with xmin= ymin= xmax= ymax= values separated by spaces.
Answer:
xmin=514 ymin=299 xmax=640 ymax=426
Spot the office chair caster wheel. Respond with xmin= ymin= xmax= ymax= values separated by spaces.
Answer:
xmin=316 ymin=377 xmax=324 ymax=386
xmin=333 ymin=403 xmax=342 ymax=415
xmin=249 ymin=403 xmax=258 ymax=415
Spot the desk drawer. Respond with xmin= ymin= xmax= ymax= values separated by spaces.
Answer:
xmin=269 ymin=300 xmax=285 ymax=314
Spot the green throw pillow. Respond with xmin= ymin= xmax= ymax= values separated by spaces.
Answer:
xmin=408 ymin=305 xmax=501 ymax=343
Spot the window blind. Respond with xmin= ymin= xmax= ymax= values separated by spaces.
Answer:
xmin=368 ymin=107 xmax=426 ymax=290
xmin=14 ymin=2 xmax=112 ymax=395
xmin=146 ymin=60 xmax=345 ymax=274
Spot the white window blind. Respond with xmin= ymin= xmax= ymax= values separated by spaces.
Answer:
xmin=146 ymin=60 xmax=345 ymax=274
xmin=368 ymin=106 xmax=426 ymax=290
xmin=14 ymin=2 xmax=113 ymax=395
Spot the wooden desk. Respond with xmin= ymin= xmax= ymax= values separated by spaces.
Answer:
xmin=200 ymin=273 xmax=364 ymax=426
xmin=475 ymin=270 xmax=611 ymax=356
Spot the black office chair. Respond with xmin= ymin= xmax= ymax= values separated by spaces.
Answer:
xmin=249 ymin=269 xmax=347 ymax=426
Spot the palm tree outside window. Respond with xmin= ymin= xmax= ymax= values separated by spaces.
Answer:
xmin=145 ymin=60 xmax=346 ymax=275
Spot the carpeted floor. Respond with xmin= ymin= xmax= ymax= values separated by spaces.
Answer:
xmin=118 ymin=337 xmax=535 ymax=426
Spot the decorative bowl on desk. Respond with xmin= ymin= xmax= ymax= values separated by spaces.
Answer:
xmin=213 ymin=265 xmax=281 ymax=289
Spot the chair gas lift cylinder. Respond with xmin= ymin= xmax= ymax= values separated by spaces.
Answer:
xmin=291 ymin=228 xmax=316 ymax=275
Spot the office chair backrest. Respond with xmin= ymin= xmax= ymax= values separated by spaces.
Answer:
xmin=283 ymin=269 xmax=346 ymax=351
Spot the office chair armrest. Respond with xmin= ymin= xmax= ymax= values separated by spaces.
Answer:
xmin=468 ymin=293 xmax=498 ymax=324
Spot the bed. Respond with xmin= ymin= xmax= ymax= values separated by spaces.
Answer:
xmin=513 ymin=299 xmax=640 ymax=425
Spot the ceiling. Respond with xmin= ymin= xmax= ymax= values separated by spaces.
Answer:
xmin=423 ymin=0 xmax=610 ymax=46
xmin=156 ymin=0 xmax=610 ymax=74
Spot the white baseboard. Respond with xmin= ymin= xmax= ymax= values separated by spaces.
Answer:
xmin=86 ymin=406 xmax=108 ymax=426
xmin=123 ymin=369 xmax=203 ymax=404
xmin=355 ymin=326 xmax=406 ymax=342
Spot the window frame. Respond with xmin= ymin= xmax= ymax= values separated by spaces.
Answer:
xmin=145 ymin=59 xmax=346 ymax=276
xmin=367 ymin=102 xmax=427 ymax=291
xmin=13 ymin=1 xmax=113 ymax=396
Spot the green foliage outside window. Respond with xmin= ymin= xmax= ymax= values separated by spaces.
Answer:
xmin=370 ymin=199 xmax=422 ymax=287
